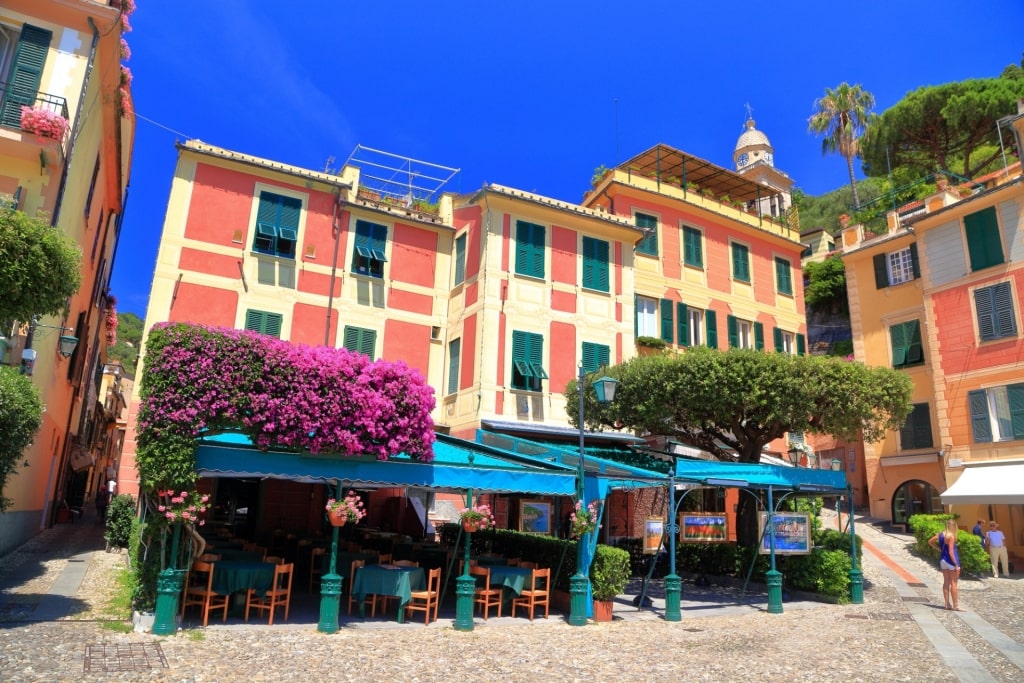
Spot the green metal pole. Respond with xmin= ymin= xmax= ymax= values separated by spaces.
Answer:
xmin=454 ymin=490 xmax=475 ymax=631
xmin=664 ymin=467 xmax=681 ymax=621
xmin=765 ymin=485 xmax=783 ymax=614
xmin=153 ymin=522 xmax=186 ymax=635
xmin=848 ymin=487 xmax=863 ymax=604
xmin=569 ymin=364 xmax=589 ymax=626
xmin=317 ymin=481 xmax=343 ymax=633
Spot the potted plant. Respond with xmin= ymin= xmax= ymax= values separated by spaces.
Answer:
xmin=459 ymin=503 xmax=496 ymax=533
xmin=19 ymin=105 xmax=69 ymax=141
xmin=569 ymin=500 xmax=601 ymax=539
xmin=589 ymin=544 xmax=630 ymax=621
xmin=325 ymin=490 xmax=366 ymax=526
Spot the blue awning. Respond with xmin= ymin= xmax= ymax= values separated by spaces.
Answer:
xmin=673 ymin=457 xmax=848 ymax=492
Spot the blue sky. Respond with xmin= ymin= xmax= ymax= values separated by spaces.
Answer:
xmin=110 ymin=1 xmax=1024 ymax=317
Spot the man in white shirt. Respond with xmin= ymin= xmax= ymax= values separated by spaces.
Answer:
xmin=986 ymin=522 xmax=1009 ymax=578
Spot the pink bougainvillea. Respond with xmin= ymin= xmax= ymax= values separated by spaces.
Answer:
xmin=136 ymin=323 xmax=436 ymax=489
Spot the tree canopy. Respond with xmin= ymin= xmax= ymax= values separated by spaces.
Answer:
xmin=808 ymin=82 xmax=877 ymax=209
xmin=860 ymin=77 xmax=1024 ymax=181
xmin=0 ymin=366 xmax=43 ymax=512
xmin=804 ymin=256 xmax=849 ymax=315
xmin=0 ymin=207 xmax=81 ymax=326
xmin=107 ymin=311 xmax=143 ymax=375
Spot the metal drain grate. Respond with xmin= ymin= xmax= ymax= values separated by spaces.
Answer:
xmin=906 ymin=582 xmax=926 ymax=588
xmin=83 ymin=643 xmax=168 ymax=672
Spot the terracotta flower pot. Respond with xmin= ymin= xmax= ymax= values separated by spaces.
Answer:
xmin=328 ymin=509 xmax=347 ymax=527
xmin=462 ymin=520 xmax=481 ymax=533
xmin=592 ymin=600 xmax=614 ymax=622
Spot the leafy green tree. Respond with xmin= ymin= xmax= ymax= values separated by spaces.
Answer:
xmin=0 ymin=207 xmax=81 ymax=326
xmin=808 ymin=82 xmax=877 ymax=209
xmin=804 ymin=256 xmax=848 ymax=315
xmin=567 ymin=348 xmax=912 ymax=545
xmin=860 ymin=77 xmax=1024 ymax=181
xmin=107 ymin=311 xmax=143 ymax=375
xmin=0 ymin=366 xmax=43 ymax=511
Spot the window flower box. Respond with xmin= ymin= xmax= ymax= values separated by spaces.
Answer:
xmin=20 ymin=106 xmax=69 ymax=141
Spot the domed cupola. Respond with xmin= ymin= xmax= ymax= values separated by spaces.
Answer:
xmin=733 ymin=117 xmax=774 ymax=172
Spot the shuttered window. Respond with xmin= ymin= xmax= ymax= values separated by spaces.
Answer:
xmin=706 ymin=310 xmax=719 ymax=349
xmin=1 ymin=25 xmax=52 ymax=128
xmin=731 ymin=243 xmax=750 ymax=282
xmin=511 ymin=330 xmax=546 ymax=391
xmin=454 ymin=233 xmax=466 ymax=285
xmin=581 ymin=342 xmax=610 ymax=375
xmin=581 ymin=236 xmax=609 ymax=292
xmin=514 ymin=220 xmax=546 ymax=278
xmin=352 ymin=220 xmax=388 ymax=278
xmin=775 ymin=257 xmax=792 ymax=295
xmin=660 ymin=298 xmax=674 ymax=343
xmin=890 ymin=320 xmax=924 ymax=369
xmin=244 ymin=309 xmax=283 ymax=338
xmin=447 ymin=338 xmax=461 ymax=395
xmin=969 ymin=384 xmax=1024 ymax=443
xmin=635 ymin=213 xmax=658 ymax=256
xmin=254 ymin=191 xmax=300 ymax=258
xmin=899 ymin=403 xmax=934 ymax=449
xmin=683 ymin=226 xmax=703 ymax=268
xmin=974 ymin=281 xmax=1017 ymax=341
xmin=964 ymin=206 xmax=1004 ymax=272
xmin=343 ymin=326 xmax=377 ymax=359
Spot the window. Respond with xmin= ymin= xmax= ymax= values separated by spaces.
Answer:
xmin=874 ymin=245 xmax=919 ymax=288
xmin=964 ymin=206 xmax=1004 ymax=272
xmin=581 ymin=236 xmax=609 ymax=292
xmin=514 ymin=220 xmax=545 ymax=278
xmin=351 ymin=220 xmax=388 ymax=278
xmin=660 ymin=298 xmax=674 ymax=343
xmin=253 ymin=191 xmax=300 ymax=258
xmin=511 ymin=330 xmax=546 ymax=391
xmin=635 ymin=212 xmax=658 ymax=256
xmin=727 ymin=315 xmax=761 ymax=349
xmin=244 ymin=309 xmax=283 ymax=338
xmin=636 ymin=296 xmax=658 ymax=337
xmin=447 ymin=338 xmax=461 ymax=395
xmin=256 ymin=258 xmax=295 ymax=289
xmin=969 ymin=384 xmax=1024 ymax=443
xmin=975 ymin=281 xmax=1017 ymax=341
xmin=342 ymin=325 xmax=376 ymax=359
xmin=890 ymin=320 xmax=924 ymax=369
xmin=731 ymin=243 xmax=750 ymax=282
xmin=775 ymin=256 xmax=792 ymax=295
xmin=899 ymin=403 xmax=934 ymax=449
xmin=581 ymin=342 xmax=610 ymax=374
xmin=774 ymin=328 xmax=796 ymax=354
xmin=677 ymin=303 xmax=704 ymax=347
xmin=683 ymin=226 xmax=703 ymax=268
xmin=453 ymin=233 xmax=467 ymax=285
xmin=1 ymin=25 xmax=51 ymax=128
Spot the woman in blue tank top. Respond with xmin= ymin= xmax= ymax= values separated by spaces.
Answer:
xmin=928 ymin=518 xmax=962 ymax=610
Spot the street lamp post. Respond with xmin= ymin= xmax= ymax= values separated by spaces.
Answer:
xmin=568 ymin=365 xmax=617 ymax=626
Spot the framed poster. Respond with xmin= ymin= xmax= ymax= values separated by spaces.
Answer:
xmin=680 ymin=514 xmax=728 ymax=542
xmin=758 ymin=512 xmax=811 ymax=555
xmin=643 ymin=518 xmax=664 ymax=554
xmin=519 ymin=500 xmax=552 ymax=534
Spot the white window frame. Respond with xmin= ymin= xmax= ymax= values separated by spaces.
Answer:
xmin=982 ymin=386 xmax=1015 ymax=441
xmin=736 ymin=318 xmax=753 ymax=349
xmin=780 ymin=330 xmax=795 ymax=354
xmin=688 ymin=308 xmax=703 ymax=346
xmin=888 ymin=248 xmax=915 ymax=285
xmin=637 ymin=296 xmax=658 ymax=337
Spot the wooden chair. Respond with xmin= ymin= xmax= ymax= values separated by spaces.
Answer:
xmin=469 ymin=565 xmax=501 ymax=619
xmin=308 ymin=547 xmax=326 ymax=592
xmin=506 ymin=557 xmax=521 ymax=567
xmin=198 ymin=553 xmax=221 ymax=562
xmin=245 ymin=562 xmax=294 ymax=625
xmin=181 ymin=560 xmax=229 ymax=627
xmin=377 ymin=553 xmax=392 ymax=564
xmin=242 ymin=542 xmax=266 ymax=557
xmin=518 ymin=561 xmax=538 ymax=570
xmin=264 ymin=555 xmax=286 ymax=565
xmin=512 ymin=567 xmax=550 ymax=621
xmin=459 ymin=559 xmax=479 ymax=573
xmin=404 ymin=567 xmax=442 ymax=624
xmin=394 ymin=560 xmax=419 ymax=567
xmin=346 ymin=560 xmax=378 ymax=616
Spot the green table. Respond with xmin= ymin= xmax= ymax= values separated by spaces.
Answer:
xmin=329 ymin=551 xmax=379 ymax=593
xmin=484 ymin=566 xmax=532 ymax=608
xmin=352 ymin=565 xmax=425 ymax=623
xmin=211 ymin=561 xmax=276 ymax=617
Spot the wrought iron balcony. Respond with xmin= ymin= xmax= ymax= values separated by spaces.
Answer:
xmin=0 ymin=83 xmax=71 ymax=148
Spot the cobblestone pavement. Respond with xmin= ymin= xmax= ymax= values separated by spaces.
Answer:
xmin=0 ymin=509 xmax=1021 ymax=683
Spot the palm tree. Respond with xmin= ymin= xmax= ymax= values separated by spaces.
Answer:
xmin=808 ymin=82 xmax=876 ymax=209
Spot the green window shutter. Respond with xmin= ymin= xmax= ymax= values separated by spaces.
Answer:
xmin=633 ymin=293 xmax=638 ymax=338
xmin=255 ymin=192 xmax=300 ymax=258
xmin=900 ymin=403 xmax=933 ymax=449
xmin=905 ymin=320 xmax=924 ymax=365
xmin=726 ymin=315 xmax=738 ymax=348
xmin=796 ymin=333 xmax=806 ymax=356
xmin=731 ymin=244 xmax=750 ymax=282
xmin=244 ymin=309 xmax=282 ymax=338
xmin=660 ymin=298 xmax=674 ymax=343
xmin=454 ymin=234 xmax=466 ymax=285
xmin=677 ymin=302 xmax=689 ymax=347
xmin=1008 ymin=384 xmax=1024 ymax=440
xmin=582 ymin=236 xmax=609 ymax=292
xmin=352 ymin=220 xmax=387 ymax=276
xmin=873 ymin=254 xmax=889 ymax=289
xmin=683 ymin=226 xmax=703 ymax=267
xmin=775 ymin=257 xmax=792 ymax=295
xmin=975 ymin=282 xmax=1017 ymax=341
xmin=706 ymin=310 xmax=718 ymax=349
xmin=515 ymin=221 xmax=546 ymax=278
xmin=964 ymin=206 xmax=1004 ymax=272
xmin=969 ymin=389 xmax=992 ymax=442
xmin=909 ymin=242 xmax=921 ymax=279
xmin=447 ymin=339 xmax=461 ymax=395
xmin=343 ymin=326 xmax=376 ymax=360
xmin=1 ymin=25 xmax=51 ymax=127
xmin=773 ymin=327 xmax=783 ymax=352
xmin=582 ymin=342 xmax=610 ymax=374
xmin=890 ymin=323 xmax=908 ymax=367
xmin=512 ymin=330 xmax=545 ymax=390
xmin=635 ymin=213 xmax=658 ymax=256
xmin=754 ymin=322 xmax=764 ymax=351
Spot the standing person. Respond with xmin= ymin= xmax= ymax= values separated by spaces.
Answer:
xmin=928 ymin=518 xmax=963 ymax=611
xmin=986 ymin=521 xmax=1009 ymax=578
xmin=95 ymin=486 xmax=110 ymax=523
xmin=972 ymin=519 xmax=986 ymax=549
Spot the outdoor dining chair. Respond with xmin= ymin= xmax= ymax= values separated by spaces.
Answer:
xmin=181 ymin=560 xmax=229 ymax=627
xmin=244 ymin=562 xmax=294 ymax=625
xmin=346 ymin=560 xmax=378 ymax=617
xmin=469 ymin=565 xmax=502 ymax=619
xmin=404 ymin=567 xmax=442 ymax=625
xmin=511 ymin=567 xmax=550 ymax=621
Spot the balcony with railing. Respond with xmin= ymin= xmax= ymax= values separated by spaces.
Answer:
xmin=0 ymin=84 xmax=71 ymax=160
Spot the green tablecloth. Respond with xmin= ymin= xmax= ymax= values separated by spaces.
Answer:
xmin=475 ymin=556 xmax=508 ymax=567
xmin=483 ymin=566 xmax=532 ymax=608
xmin=329 ymin=551 xmax=379 ymax=592
xmin=211 ymin=561 xmax=276 ymax=597
xmin=352 ymin=565 xmax=425 ymax=623
xmin=216 ymin=549 xmax=265 ymax=562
